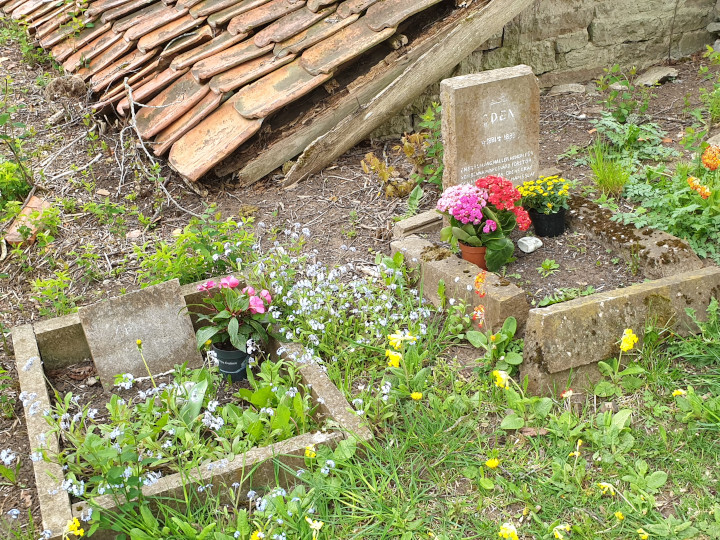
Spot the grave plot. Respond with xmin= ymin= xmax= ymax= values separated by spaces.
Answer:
xmin=12 ymin=279 xmax=369 ymax=540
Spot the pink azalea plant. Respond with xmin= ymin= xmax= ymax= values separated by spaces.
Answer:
xmin=190 ymin=275 xmax=274 ymax=352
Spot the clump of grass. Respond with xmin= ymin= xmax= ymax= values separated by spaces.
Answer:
xmin=588 ymin=138 xmax=631 ymax=195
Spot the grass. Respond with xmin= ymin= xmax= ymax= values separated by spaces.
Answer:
xmin=587 ymin=139 xmax=631 ymax=196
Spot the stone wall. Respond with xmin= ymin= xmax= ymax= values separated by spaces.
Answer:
xmin=374 ymin=0 xmax=718 ymax=136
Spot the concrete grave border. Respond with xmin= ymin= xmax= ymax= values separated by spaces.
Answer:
xmin=392 ymin=206 xmax=720 ymax=395
xmin=12 ymin=281 xmax=371 ymax=540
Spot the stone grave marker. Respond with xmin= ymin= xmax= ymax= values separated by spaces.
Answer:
xmin=79 ymin=279 xmax=202 ymax=389
xmin=440 ymin=64 xmax=539 ymax=188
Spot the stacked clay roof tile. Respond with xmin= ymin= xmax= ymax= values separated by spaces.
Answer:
xmin=0 ymin=0 xmax=445 ymax=181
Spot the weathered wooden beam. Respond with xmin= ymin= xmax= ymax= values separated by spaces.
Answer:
xmin=282 ymin=0 xmax=534 ymax=187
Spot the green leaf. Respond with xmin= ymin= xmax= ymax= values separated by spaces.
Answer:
xmin=533 ymin=397 xmax=553 ymax=418
xmin=334 ymin=438 xmax=357 ymax=461
xmin=140 ymin=506 xmax=159 ymax=532
xmin=504 ymin=352 xmax=523 ymax=365
xmin=646 ymin=470 xmax=668 ymax=490
xmin=478 ymin=477 xmax=494 ymax=490
xmin=179 ymin=379 xmax=208 ymax=425
xmin=500 ymin=413 xmax=525 ymax=430
xmin=466 ymin=330 xmax=488 ymax=348
xmin=195 ymin=326 xmax=219 ymax=349
xmin=270 ymin=404 xmax=291 ymax=432
xmin=227 ymin=317 xmax=239 ymax=341
xmin=593 ymin=381 xmax=617 ymax=397
xmin=611 ymin=409 xmax=632 ymax=430
xmin=500 ymin=316 xmax=517 ymax=337
xmin=451 ymin=226 xmax=471 ymax=243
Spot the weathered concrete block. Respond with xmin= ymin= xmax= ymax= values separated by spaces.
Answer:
xmin=392 ymin=209 xmax=442 ymax=239
xmin=483 ymin=40 xmax=558 ymax=74
xmin=11 ymin=325 xmax=72 ymax=540
xmin=33 ymin=313 xmax=90 ymax=369
xmin=390 ymin=236 xmax=529 ymax=333
xmin=546 ymin=83 xmax=586 ymax=96
xmin=522 ymin=267 xmax=720 ymax=395
xmin=555 ymin=29 xmax=589 ymax=53
xmin=675 ymin=29 xmax=716 ymax=57
xmin=589 ymin=15 xmax=666 ymax=47
xmin=564 ymin=44 xmax=614 ymax=70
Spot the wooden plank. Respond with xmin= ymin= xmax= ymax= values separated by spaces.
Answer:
xmin=216 ymin=0 xmax=531 ymax=185
xmin=282 ymin=0 xmax=532 ymax=187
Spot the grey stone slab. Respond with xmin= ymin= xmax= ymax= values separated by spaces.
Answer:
xmin=33 ymin=313 xmax=90 ymax=369
xmin=392 ymin=209 xmax=442 ymax=239
xmin=635 ymin=66 xmax=678 ymax=87
xmin=11 ymin=325 xmax=72 ymax=540
xmin=546 ymin=82 xmax=585 ymax=96
xmin=79 ymin=279 xmax=202 ymax=388
xmin=440 ymin=65 xmax=539 ymax=188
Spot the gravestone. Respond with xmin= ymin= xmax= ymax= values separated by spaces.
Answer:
xmin=79 ymin=279 xmax=202 ymax=389
xmin=440 ymin=64 xmax=539 ymax=188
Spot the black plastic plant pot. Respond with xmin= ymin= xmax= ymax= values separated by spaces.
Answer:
xmin=529 ymin=207 xmax=566 ymax=238
xmin=212 ymin=344 xmax=250 ymax=382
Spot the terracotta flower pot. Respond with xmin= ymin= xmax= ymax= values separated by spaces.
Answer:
xmin=212 ymin=343 xmax=250 ymax=382
xmin=458 ymin=242 xmax=487 ymax=270
xmin=529 ymin=208 xmax=566 ymax=238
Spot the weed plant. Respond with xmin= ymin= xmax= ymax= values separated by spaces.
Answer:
xmin=587 ymin=138 xmax=631 ymax=195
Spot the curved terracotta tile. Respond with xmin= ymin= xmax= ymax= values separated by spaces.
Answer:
xmin=98 ymin=57 xmax=160 ymax=102
xmin=137 ymin=14 xmax=204 ymax=52
xmin=29 ymin=5 xmax=69 ymax=33
xmin=190 ymin=39 xmax=271 ymax=80
xmin=364 ymin=0 xmax=442 ymax=32
xmin=12 ymin=0 xmax=47 ymax=20
xmin=306 ymin=0 xmax=333 ymax=12
xmin=208 ymin=51 xmax=294 ymax=93
xmin=169 ymin=30 xmax=246 ymax=70
xmin=75 ymin=37 xmax=134 ymax=80
xmin=86 ymin=0 xmax=136 ymax=17
xmin=123 ymin=5 xmax=188 ymax=42
xmin=51 ymin=21 xmax=112 ymax=63
xmin=40 ymin=15 xmax=99 ymax=49
xmin=111 ymin=1 xmax=165 ymax=31
xmin=3 ymin=0 xmax=28 ymax=14
xmin=176 ymin=0 xmax=204 ymax=9
xmin=134 ymin=71 xmax=209 ymax=137
xmin=63 ymin=29 xmax=123 ymax=72
xmin=152 ymin=89 xmax=226 ymax=155
xmin=190 ymin=0 xmax=267 ymax=19
xmin=253 ymin=4 xmax=333 ymax=48
xmin=272 ymin=11 xmax=356 ymax=58
xmin=335 ymin=0 xmax=374 ymax=18
xmin=116 ymin=64 xmax=187 ymax=114
xmin=169 ymin=95 xmax=263 ymax=181
xmin=91 ymin=47 xmax=157 ymax=93
xmin=21 ymin=0 xmax=60 ymax=23
xmin=158 ymin=25 xmax=213 ymax=63
xmin=227 ymin=0 xmax=304 ymax=36
xmin=233 ymin=57 xmax=331 ymax=118
xmin=299 ymin=19 xmax=394 ymax=76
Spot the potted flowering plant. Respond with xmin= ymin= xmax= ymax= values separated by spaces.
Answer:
xmin=436 ymin=175 xmax=530 ymax=271
xmin=518 ymin=175 xmax=572 ymax=237
xmin=190 ymin=275 xmax=273 ymax=381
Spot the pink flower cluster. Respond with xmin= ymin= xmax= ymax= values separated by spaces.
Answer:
xmin=197 ymin=277 xmax=272 ymax=314
xmin=436 ymin=184 xmax=489 ymax=225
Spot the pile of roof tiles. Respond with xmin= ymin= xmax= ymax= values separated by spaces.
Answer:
xmin=0 ymin=0 xmax=443 ymax=181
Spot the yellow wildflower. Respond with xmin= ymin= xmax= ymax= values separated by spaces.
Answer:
xmin=250 ymin=531 xmax=264 ymax=540
xmin=411 ymin=392 xmax=423 ymax=401
xmin=136 ymin=339 xmax=143 ymax=348
xmin=498 ymin=522 xmax=519 ymax=540
xmin=386 ymin=349 xmax=402 ymax=368
xmin=492 ymin=370 xmax=510 ymax=389
xmin=615 ymin=511 xmax=625 ymax=521
xmin=620 ymin=328 xmax=639 ymax=352
xmin=637 ymin=528 xmax=649 ymax=540
xmin=305 ymin=445 xmax=316 ymax=458
xmin=598 ymin=482 xmax=616 ymax=496
xmin=388 ymin=330 xmax=418 ymax=350
xmin=64 ymin=518 xmax=85 ymax=539
xmin=672 ymin=389 xmax=686 ymax=397
xmin=553 ymin=524 xmax=570 ymax=539
xmin=305 ymin=516 xmax=324 ymax=540
xmin=485 ymin=458 xmax=500 ymax=469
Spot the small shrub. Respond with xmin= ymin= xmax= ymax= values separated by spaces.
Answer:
xmin=0 ymin=161 xmax=31 ymax=212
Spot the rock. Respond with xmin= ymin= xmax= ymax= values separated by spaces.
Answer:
xmin=635 ymin=66 xmax=678 ymax=87
xmin=707 ymin=132 xmax=720 ymax=146
xmin=96 ymin=189 xmax=111 ymax=196
xmin=609 ymin=82 xmax=625 ymax=91
xmin=86 ymin=376 xmax=98 ymax=386
xmin=546 ymin=83 xmax=586 ymax=96
xmin=78 ymin=279 xmax=202 ymax=389
xmin=518 ymin=236 xmax=543 ymax=253
xmin=585 ymin=82 xmax=600 ymax=96
xmin=707 ymin=22 xmax=720 ymax=33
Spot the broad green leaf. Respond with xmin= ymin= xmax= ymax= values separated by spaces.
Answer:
xmin=466 ymin=330 xmax=488 ymax=348
xmin=500 ymin=413 xmax=524 ymax=430
xmin=195 ymin=326 xmax=219 ymax=349
xmin=478 ymin=477 xmax=495 ymax=490
xmin=593 ymin=381 xmax=617 ymax=397
xmin=504 ymin=352 xmax=523 ymax=365
xmin=179 ymin=380 xmax=208 ymax=425
xmin=611 ymin=409 xmax=632 ymax=430
xmin=646 ymin=470 xmax=668 ymax=490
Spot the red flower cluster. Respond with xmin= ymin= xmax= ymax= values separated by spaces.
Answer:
xmin=475 ymin=175 xmax=531 ymax=231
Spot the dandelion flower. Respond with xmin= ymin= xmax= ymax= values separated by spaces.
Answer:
xmin=485 ymin=458 xmax=500 ymax=469
xmin=492 ymin=370 xmax=510 ymax=389
xmin=498 ymin=522 xmax=519 ymax=540
xmin=410 ymin=392 xmax=423 ymax=401
xmin=620 ymin=328 xmax=638 ymax=352
xmin=672 ymin=389 xmax=686 ymax=397
xmin=250 ymin=530 xmax=265 ymax=540
xmin=615 ymin=511 xmax=625 ymax=521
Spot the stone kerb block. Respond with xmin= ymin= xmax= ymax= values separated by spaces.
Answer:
xmin=79 ymin=279 xmax=202 ymax=389
xmin=522 ymin=266 xmax=720 ymax=395
xmin=390 ymin=236 xmax=529 ymax=334
xmin=440 ymin=65 xmax=540 ymax=189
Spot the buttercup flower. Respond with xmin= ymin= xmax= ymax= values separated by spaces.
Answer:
xmin=250 ymin=530 xmax=265 ymax=540
xmin=498 ymin=522 xmax=519 ymax=540
xmin=410 ymin=392 xmax=423 ymax=401
xmin=672 ymin=389 xmax=687 ymax=397
xmin=386 ymin=350 xmax=402 ymax=368
xmin=553 ymin=524 xmax=570 ymax=539
xmin=485 ymin=458 xmax=500 ymax=469
xmin=620 ymin=328 xmax=639 ymax=352
xmin=388 ymin=330 xmax=418 ymax=350
xmin=492 ymin=370 xmax=510 ymax=389
xmin=615 ymin=511 xmax=625 ymax=521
